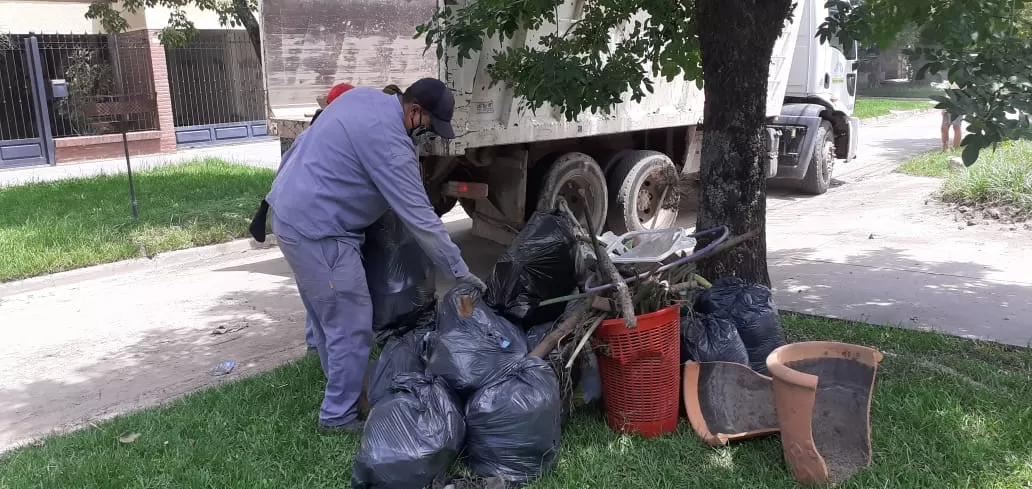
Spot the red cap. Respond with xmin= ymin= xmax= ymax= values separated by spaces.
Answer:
xmin=326 ymin=83 xmax=356 ymax=105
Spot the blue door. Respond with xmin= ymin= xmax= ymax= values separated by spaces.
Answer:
xmin=0 ymin=36 xmax=55 ymax=168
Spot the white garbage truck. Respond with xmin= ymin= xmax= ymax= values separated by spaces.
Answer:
xmin=260 ymin=0 xmax=860 ymax=245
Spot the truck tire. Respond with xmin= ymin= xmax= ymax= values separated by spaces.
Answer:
xmin=605 ymin=150 xmax=681 ymax=234
xmin=801 ymin=121 xmax=835 ymax=195
xmin=533 ymin=152 xmax=608 ymax=233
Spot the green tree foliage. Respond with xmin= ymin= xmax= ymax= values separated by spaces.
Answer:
xmin=85 ymin=0 xmax=261 ymax=60
xmin=822 ymin=0 xmax=1032 ymax=166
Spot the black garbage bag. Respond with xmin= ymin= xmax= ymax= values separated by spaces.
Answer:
xmin=424 ymin=284 xmax=529 ymax=396
xmin=368 ymin=328 xmax=429 ymax=407
xmin=352 ymin=373 xmax=466 ymax=489
xmin=484 ymin=210 xmax=578 ymax=327
xmin=363 ymin=210 xmax=437 ymax=343
xmin=681 ymin=313 xmax=750 ymax=365
xmin=524 ymin=321 xmax=557 ymax=351
xmin=465 ymin=356 xmax=562 ymax=483
xmin=694 ymin=277 xmax=785 ymax=374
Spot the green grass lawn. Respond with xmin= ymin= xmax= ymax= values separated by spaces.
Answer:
xmin=858 ymin=85 xmax=944 ymax=100
xmin=2 ymin=314 xmax=1030 ymax=489
xmin=854 ymin=98 xmax=935 ymax=120
xmin=898 ymin=141 xmax=1032 ymax=213
xmin=0 ymin=159 xmax=274 ymax=282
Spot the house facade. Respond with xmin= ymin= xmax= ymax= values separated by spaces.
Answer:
xmin=0 ymin=0 xmax=266 ymax=168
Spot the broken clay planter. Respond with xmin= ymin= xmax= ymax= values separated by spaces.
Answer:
xmin=766 ymin=342 xmax=884 ymax=486
xmin=682 ymin=361 xmax=780 ymax=446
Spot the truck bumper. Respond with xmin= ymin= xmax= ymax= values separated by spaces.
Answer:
xmin=767 ymin=114 xmax=823 ymax=181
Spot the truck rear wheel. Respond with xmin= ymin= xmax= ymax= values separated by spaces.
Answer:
xmin=605 ymin=150 xmax=681 ymax=234
xmin=801 ymin=121 xmax=835 ymax=195
xmin=533 ymin=152 xmax=608 ymax=233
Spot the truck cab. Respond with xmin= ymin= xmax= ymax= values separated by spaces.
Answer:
xmin=768 ymin=0 xmax=861 ymax=194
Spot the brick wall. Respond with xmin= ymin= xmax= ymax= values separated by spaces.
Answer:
xmin=145 ymin=29 xmax=177 ymax=152
xmin=55 ymin=132 xmax=162 ymax=163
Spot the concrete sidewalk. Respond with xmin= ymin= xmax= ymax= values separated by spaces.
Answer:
xmin=1 ymin=110 xmax=1031 ymax=452
xmin=0 ymin=139 xmax=281 ymax=188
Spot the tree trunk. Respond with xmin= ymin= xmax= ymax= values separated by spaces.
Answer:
xmin=694 ymin=0 xmax=792 ymax=287
xmin=232 ymin=0 xmax=263 ymax=62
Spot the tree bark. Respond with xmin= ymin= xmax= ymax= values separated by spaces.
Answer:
xmin=231 ymin=0 xmax=263 ymax=62
xmin=694 ymin=0 xmax=792 ymax=287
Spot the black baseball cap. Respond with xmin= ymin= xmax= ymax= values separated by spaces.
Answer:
xmin=406 ymin=78 xmax=456 ymax=139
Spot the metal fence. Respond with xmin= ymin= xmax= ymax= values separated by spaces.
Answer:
xmin=164 ymin=30 xmax=264 ymax=128
xmin=35 ymin=33 xmax=159 ymax=138
xmin=0 ymin=36 xmax=40 ymax=142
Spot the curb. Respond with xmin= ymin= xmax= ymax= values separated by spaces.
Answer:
xmin=0 ymin=236 xmax=280 ymax=298
xmin=860 ymin=108 xmax=938 ymax=126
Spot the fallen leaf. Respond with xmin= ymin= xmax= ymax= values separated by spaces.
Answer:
xmin=164 ymin=440 xmax=169 ymax=446
xmin=118 ymin=432 xmax=141 ymax=444
xmin=31 ymin=439 xmax=45 ymax=448
xmin=188 ymin=439 xmax=196 ymax=446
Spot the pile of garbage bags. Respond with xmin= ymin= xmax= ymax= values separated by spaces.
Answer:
xmin=356 ymin=206 xmax=789 ymax=488
xmin=681 ymin=277 xmax=786 ymax=375
xmin=354 ymin=286 xmax=562 ymax=488
xmin=353 ymin=210 xmax=588 ymax=489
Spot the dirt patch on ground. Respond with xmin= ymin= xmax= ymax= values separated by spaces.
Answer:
xmin=941 ymin=202 xmax=1032 ymax=232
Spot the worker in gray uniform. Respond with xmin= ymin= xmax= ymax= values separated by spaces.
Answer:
xmin=265 ymin=78 xmax=485 ymax=433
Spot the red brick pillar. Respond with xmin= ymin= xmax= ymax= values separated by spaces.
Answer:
xmin=146 ymin=29 xmax=177 ymax=153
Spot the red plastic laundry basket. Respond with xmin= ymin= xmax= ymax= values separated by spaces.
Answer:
xmin=594 ymin=305 xmax=681 ymax=438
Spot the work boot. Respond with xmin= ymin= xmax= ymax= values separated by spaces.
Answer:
xmin=316 ymin=420 xmax=365 ymax=436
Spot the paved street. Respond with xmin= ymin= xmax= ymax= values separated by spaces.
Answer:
xmin=1 ymin=111 xmax=1030 ymax=452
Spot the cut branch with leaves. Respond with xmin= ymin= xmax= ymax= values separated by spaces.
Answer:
xmin=820 ymin=0 xmax=1032 ymax=166
xmin=86 ymin=0 xmax=261 ymax=61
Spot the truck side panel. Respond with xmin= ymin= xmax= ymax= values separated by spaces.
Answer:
xmin=261 ymin=0 xmax=437 ymax=121
xmin=443 ymin=0 xmax=806 ymax=155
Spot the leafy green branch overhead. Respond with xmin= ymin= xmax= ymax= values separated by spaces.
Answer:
xmin=416 ymin=0 xmax=705 ymax=121
xmin=85 ymin=0 xmax=261 ymax=60
xmin=820 ymin=0 xmax=1032 ymax=166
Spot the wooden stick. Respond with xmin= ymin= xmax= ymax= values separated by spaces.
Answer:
xmin=558 ymin=199 xmax=636 ymax=329
xmin=564 ymin=316 xmax=604 ymax=369
xmin=528 ymin=298 xmax=593 ymax=359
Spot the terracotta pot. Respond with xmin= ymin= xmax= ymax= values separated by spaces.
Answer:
xmin=682 ymin=361 xmax=780 ymax=446
xmin=766 ymin=342 xmax=884 ymax=486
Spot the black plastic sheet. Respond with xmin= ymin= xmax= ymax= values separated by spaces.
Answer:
xmin=424 ymin=284 xmax=529 ymax=396
xmin=695 ymin=277 xmax=785 ymax=374
xmin=485 ymin=210 xmax=578 ymax=327
xmin=363 ymin=210 xmax=437 ymax=343
xmin=352 ymin=373 xmax=465 ymax=489
xmin=681 ymin=313 xmax=750 ymax=365
xmin=368 ymin=328 xmax=429 ymax=407
xmin=465 ymin=357 xmax=562 ymax=483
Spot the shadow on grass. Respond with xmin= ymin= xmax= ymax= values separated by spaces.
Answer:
xmin=1 ymin=312 xmax=1030 ymax=489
